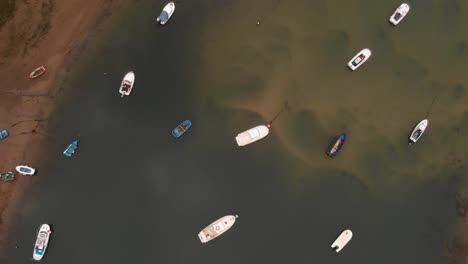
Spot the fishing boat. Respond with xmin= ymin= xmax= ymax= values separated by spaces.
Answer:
xmin=16 ymin=165 xmax=36 ymax=176
xmin=29 ymin=66 xmax=47 ymax=79
xmin=0 ymin=172 xmax=16 ymax=182
xmin=63 ymin=140 xmax=78 ymax=157
xmin=347 ymin=48 xmax=372 ymax=71
xmin=331 ymin=229 xmax=353 ymax=253
xmin=198 ymin=215 xmax=238 ymax=243
xmin=235 ymin=125 xmax=269 ymax=146
xmin=0 ymin=129 xmax=8 ymax=140
xmin=119 ymin=71 xmax=135 ymax=98
xmin=389 ymin=3 xmax=410 ymax=26
xmin=327 ymin=133 xmax=346 ymax=157
xmin=157 ymin=2 xmax=175 ymax=25
xmin=409 ymin=119 xmax=428 ymax=145
xmin=172 ymin=120 xmax=192 ymax=138
xmin=33 ymin=224 xmax=52 ymax=261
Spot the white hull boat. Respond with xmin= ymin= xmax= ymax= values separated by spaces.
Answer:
xmin=389 ymin=3 xmax=410 ymax=26
xmin=157 ymin=2 xmax=175 ymax=25
xmin=347 ymin=48 xmax=372 ymax=71
xmin=16 ymin=165 xmax=36 ymax=176
xmin=33 ymin=224 xmax=52 ymax=261
xmin=331 ymin=229 xmax=353 ymax=253
xmin=119 ymin=71 xmax=135 ymax=98
xmin=409 ymin=119 xmax=428 ymax=145
xmin=235 ymin=125 xmax=269 ymax=146
xmin=198 ymin=215 xmax=238 ymax=243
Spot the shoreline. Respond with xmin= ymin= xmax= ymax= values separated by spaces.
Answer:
xmin=0 ymin=0 xmax=127 ymax=260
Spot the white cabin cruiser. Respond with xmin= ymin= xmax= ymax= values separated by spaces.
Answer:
xmin=409 ymin=119 xmax=428 ymax=145
xmin=198 ymin=215 xmax=238 ymax=243
xmin=33 ymin=224 xmax=52 ymax=261
xmin=389 ymin=3 xmax=410 ymax=26
xmin=15 ymin=165 xmax=36 ymax=176
xmin=235 ymin=125 xmax=269 ymax=146
xmin=157 ymin=2 xmax=175 ymax=25
xmin=348 ymin=48 xmax=372 ymax=71
xmin=119 ymin=71 xmax=135 ymax=98
xmin=331 ymin=229 xmax=353 ymax=253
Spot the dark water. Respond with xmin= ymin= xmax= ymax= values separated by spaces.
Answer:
xmin=6 ymin=0 xmax=468 ymax=263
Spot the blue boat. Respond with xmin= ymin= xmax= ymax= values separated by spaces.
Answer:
xmin=327 ymin=133 xmax=346 ymax=157
xmin=63 ymin=140 xmax=78 ymax=157
xmin=0 ymin=130 xmax=9 ymax=140
xmin=172 ymin=120 xmax=192 ymax=138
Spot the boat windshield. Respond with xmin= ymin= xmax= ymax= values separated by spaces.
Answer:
xmin=159 ymin=11 xmax=169 ymax=22
xmin=353 ymin=55 xmax=364 ymax=65
xmin=394 ymin=12 xmax=402 ymax=21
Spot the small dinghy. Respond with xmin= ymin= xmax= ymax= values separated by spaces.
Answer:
xmin=347 ymin=48 xmax=372 ymax=71
xmin=119 ymin=71 xmax=135 ymax=98
xmin=327 ymin=133 xmax=346 ymax=158
xmin=157 ymin=2 xmax=175 ymax=25
xmin=29 ymin=66 xmax=47 ymax=79
xmin=0 ymin=129 xmax=9 ymax=140
xmin=198 ymin=215 xmax=238 ymax=243
xmin=389 ymin=3 xmax=410 ymax=26
xmin=172 ymin=120 xmax=192 ymax=138
xmin=409 ymin=119 xmax=428 ymax=145
xmin=63 ymin=140 xmax=78 ymax=157
xmin=16 ymin=165 xmax=36 ymax=176
xmin=331 ymin=229 xmax=353 ymax=253
xmin=0 ymin=171 xmax=16 ymax=182
xmin=33 ymin=224 xmax=52 ymax=261
xmin=235 ymin=125 xmax=269 ymax=146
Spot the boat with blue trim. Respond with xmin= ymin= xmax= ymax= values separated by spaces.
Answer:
xmin=33 ymin=224 xmax=52 ymax=261
xmin=327 ymin=133 xmax=346 ymax=157
xmin=172 ymin=120 xmax=192 ymax=138
xmin=63 ymin=140 xmax=78 ymax=157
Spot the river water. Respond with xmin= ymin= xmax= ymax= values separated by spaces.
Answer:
xmin=6 ymin=0 xmax=468 ymax=263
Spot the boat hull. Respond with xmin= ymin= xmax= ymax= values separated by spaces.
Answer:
xmin=29 ymin=66 xmax=47 ymax=79
xmin=235 ymin=125 xmax=269 ymax=146
xmin=331 ymin=229 xmax=353 ymax=252
xmin=33 ymin=224 xmax=52 ymax=261
xmin=0 ymin=129 xmax=9 ymax=140
xmin=198 ymin=215 xmax=238 ymax=243
xmin=409 ymin=119 xmax=428 ymax=144
xmin=172 ymin=120 xmax=192 ymax=138
xmin=389 ymin=3 xmax=410 ymax=25
xmin=15 ymin=165 xmax=36 ymax=176
xmin=327 ymin=133 xmax=346 ymax=157
xmin=119 ymin=71 xmax=135 ymax=97
xmin=0 ymin=171 xmax=16 ymax=182
xmin=347 ymin=48 xmax=371 ymax=71
xmin=157 ymin=2 xmax=175 ymax=25
xmin=63 ymin=140 xmax=78 ymax=157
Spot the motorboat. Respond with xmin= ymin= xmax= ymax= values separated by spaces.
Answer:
xmin=172 ymin=120 xmax=192 ymax=138
xmin=157 ymin=2 xmax=175 ymax=25
xmin=0 ymin=129 xmax=8 ymax=140
xmin=409 ymin=119 xmax=428 ymax=145
xmin=16 ymin=165 xmax=36 ymax=176
xmin=235 ymin=125 xmax=269 ymax=146
xmin=326 ymin=133 xmax=346 ymax=158
xmin=198 ymin=215 xmax=238 ymax=243
xmin=347 ymin=48 xmax=372 ymax=71
xmin=29 ymin=66 xmax=47 ymax=79
xmin=33 ymin=224 xmax=52 ymax=261
xmin=119 ymin=71 xmax=135 ymax=98
xmin=0 ymin=172 xmax=16 ymax=182
xmin=63 ymin=140 xmax=78 ymax=157
xmin=389 ymin=3 xmax=410 ymax=26
xmin=331 ymin=229 xmax=353 ymax=253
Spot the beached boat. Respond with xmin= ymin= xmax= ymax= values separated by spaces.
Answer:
xmin=119 ymin=71 xmax=135 ymax=98
xmin=409 ymin=119 xmax=428 ymax=145
xmin=157 ymin=2 xmax=175 ymax=25
xmin=0 ymin=172 xmax=16 ymax=182
xmin=235 ymin=125 xmax=269 ymax=146
xmin=29 ymin=66 xmax=47 ymax=79
xmin=389 ymin=3 xmax=410 ymax=26
xmin=0 ymin=129 xmax=9 ymax=140
xmin=327 ymin=133 xmax=346 ymax=157
xmin=16 ymin=165 xmax=36 ymax=176
xmin=172 ymin=120 xmax=192 ymax=138
xmin=347 ymin=48 xmax=372 ymax=71
xmin=33 ymin=224 xmax=52 ymax=261
xmin=198 ymin=215 xmax=238 ymax=243
xmin=331 ymin=229 xmax=353 ymax=253
xmin=63 ymin=140 xmax=78 ymax=157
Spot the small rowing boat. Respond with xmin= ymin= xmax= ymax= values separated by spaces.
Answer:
xmin=198 ymin=215 xmax=238 ymax=243
xmin=235 ymin=125 xmax=269 ymax=146
xmin=389 ymin=3 xmax=410 ymax=26
xmin=16 ymin=165 xmax=36 ymax=176
xmin=172 ymin=120 xmax=192 ymax=138
xmin=327 ymin=133 xmax=346 ymax=157
xmin=29 ymin=66 xmax=47 ymax=79
xmin=119 ymin=71 xmax=135 ymax=98
xmin=0 ymin=129 xmax=9 ymax=140
xmin=331 ymin=229 xmax=353 ymax=253
xmin=63 ymin=140 xmax=78 ymax=157
xmin=409 ymin=119 xmax=428 ymax=145
xmin=347 ymin=48 xmax=372 ymax=71
xmin=33 ymin=224 xmax=52 ymax=261
xmin=157 ymin=2 xmax=175 ymax=25
xmin=0 ymin=171 xmax=16 ymax=182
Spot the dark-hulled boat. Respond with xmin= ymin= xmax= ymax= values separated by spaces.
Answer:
xmin=327 ymin=133 xmax=346 ymax=157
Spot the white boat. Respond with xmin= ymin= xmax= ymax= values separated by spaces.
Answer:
xmin=156 ymin=2 xmax=175 ymax=25
xmin=409 ymin=119 xmax=428 ymax=145
xmin=389 ymin=3 xmax=410 ymax=26
xmin=33 ymin=224 xmax=52 ymax=261
xmin=348 ymin=48 xmax=372 ymax=71
xmin=15 ymin=165 xmax=36 ymax=176
xmin=331 ymin=229 xmax=353 ymax=253
xmin=198 ymin=215 xmax=238 ymax=243
xmin=235 ymin=125 xmax=269 ymax=146
xmin=119 ymin=71 xmax=135 ymax=98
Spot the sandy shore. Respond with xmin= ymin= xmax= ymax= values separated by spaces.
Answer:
xmin=0 ymin=0 xmax=126 ymax=260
